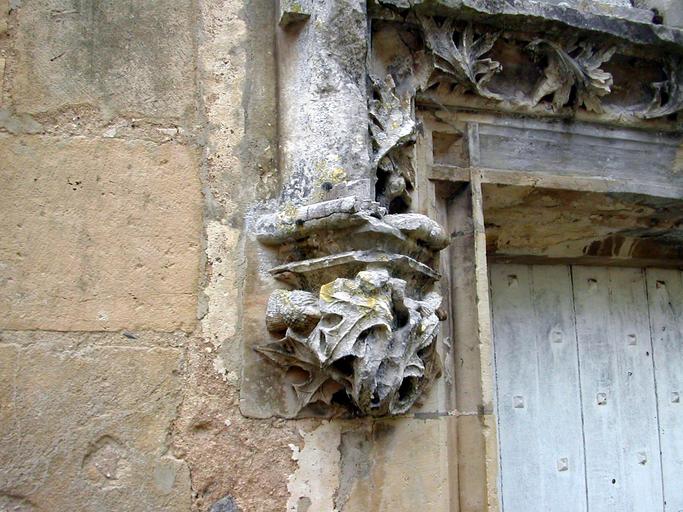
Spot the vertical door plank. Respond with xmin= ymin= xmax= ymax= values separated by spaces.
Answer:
xmin=607 ymin=268 xmax=663 ymax=511
xmin=529 ymin=265 xmax=588 ymax=511
xmin=573 ymin=266 xmax=663 ymax=511
xmin=646 ymin=269 xmax=683 ymax=511
xmin=491 ymin=264 xmax=586 ymax=511
xmin=491 ymin=264 xmax=540 ymax=511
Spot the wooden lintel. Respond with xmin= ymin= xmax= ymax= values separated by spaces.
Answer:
xmin=429 ymin=165 xmax=683 ymax=200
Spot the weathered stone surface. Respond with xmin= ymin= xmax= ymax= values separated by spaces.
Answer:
xmin=286 ymin=417 xmax=453 ymax=511
xmin=0 ymin=0 xmax=8 ymax=35
xmin=278 ymin=0 xmax=372 ymax=204
xmin=378 ymin=0 xmax=683 ymax=48
xmin=286 ymin=421 xmax=341 ymax=512
xmin=259 ymin=269 xmax=442 ymax=416
xmin=0 ymin=336 xmax=190 ymax=511
xmin=9 ymin=0 xmax=195 ymax=118
xmin=172 ymin=336 xmax=300 ymax=512
xmin=483 ymin=185 xmax=683 ymax=262
xmin=637 ymin=0 xmax=683 ymax=27
xmin=0 ymin=345 xmax=17 ymax=438
xmin=0 ymin=135 xmax=201 ymax=331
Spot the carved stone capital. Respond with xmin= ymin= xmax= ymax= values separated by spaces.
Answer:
xmin=255 ymin=198 xmax=448 ymax=416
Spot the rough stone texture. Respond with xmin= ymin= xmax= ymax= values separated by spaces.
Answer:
xmin=172 ymin=336 xmax=300 ymax=512
xmin=0 ymin=135 xmax=201 ymax=332
xmin=637 ymin=0 xmax=683 ymax=27
xmin=286 ymin=418 xmax=453 ymax=511
xmin=278 ymin=0 xmax=373 ymax=204
xmin=0 ymin=331 xmax=190 ymax=511
xmin=0 ymin=0 xmax=300 ymax=510
xmin=0 ymin=0 xmax=7 ymax=36
xmin=171 ymin=1 xmax=302 ymax=511
xmin=483 ymin=185 xmax=683 ymax=263
xmin=8 ymin=0 xmax=196 ymax=119
xmin=379 ymin=0 xmax=683 ymax=48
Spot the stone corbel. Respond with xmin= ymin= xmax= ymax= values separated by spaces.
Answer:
xmin=255 ymin=198 xmax=448 ymax=417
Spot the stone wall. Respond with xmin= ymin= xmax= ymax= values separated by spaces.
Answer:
xmin=1 ymin=0 xmax=454 ymax=509
xmin=0 ymin=1 xmax=299 ymax=510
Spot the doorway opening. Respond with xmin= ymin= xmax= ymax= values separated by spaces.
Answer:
xmin=484 ymin=185 xmax=683 ymax=511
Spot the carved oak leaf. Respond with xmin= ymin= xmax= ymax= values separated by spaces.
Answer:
xmin=369 ymin=74 xmax=416 ymax=211
xmin=418 ymin=16 xmax=502 ymax=100
xmin=527 ymin=38 xmax=616 ymax=113
xmin=369 ymin=73 xmax=417 ymax=168
xmin=638 ymin=57 xmax=683 ymax=119
xmin=256 ymin=332 xmax=345 ymax=408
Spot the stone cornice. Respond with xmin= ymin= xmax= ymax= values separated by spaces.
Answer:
xmin=373 ymin=0 xmax=683 ymax=52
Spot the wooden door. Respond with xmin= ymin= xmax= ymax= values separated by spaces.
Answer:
xmin=490 ymin=265 xmax=683 ymax=512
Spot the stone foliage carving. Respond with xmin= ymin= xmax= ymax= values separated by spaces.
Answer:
xmin=419 ymin=17 xmax=502 ymax=100
xmin=638 ymin=56 xmax=683 ymax=119
xmin=369 ymin=74 xmax=417 ymax=211
xmin=255 ymin=198 xmax=448 ymax=417
xmin=258 ymin=269 xmax=441 ymax=416
xmin=527 ymin=38 xmax=616 ymax=113
xmin=392 ymin=14 xmax=683 ymax=121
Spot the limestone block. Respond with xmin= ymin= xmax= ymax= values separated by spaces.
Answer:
xmin=366 ymin=417 xmax=452 ymax=511
xmin=0 ymin=135 xmax=201 ymax=331
xmin=10 ymin=0 xmax=195 ymax=117
xmin=0 ymin=340 xmax=190 ymax=511
xmin=289 ymin=417 xmax=453 ymax=511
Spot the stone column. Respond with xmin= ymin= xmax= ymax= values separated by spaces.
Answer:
xmin=277 ymin=0 xmax=373 ymax=205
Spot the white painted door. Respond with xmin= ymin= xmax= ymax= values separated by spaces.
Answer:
xmin=490 ymin=265 xmax=683 ymax=512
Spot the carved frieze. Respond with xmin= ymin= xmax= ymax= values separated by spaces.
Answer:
xmin=371 ymin=13 xmax=683 ymax=123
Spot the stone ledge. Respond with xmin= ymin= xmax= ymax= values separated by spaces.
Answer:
xmin=375 ymin=0 xmax=683 ymax=51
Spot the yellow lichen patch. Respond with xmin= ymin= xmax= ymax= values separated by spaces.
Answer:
xmin=319 ymin=282 xmax=335 ymax=303
xmin=278 ymin=202 xmax=299 ymax=222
